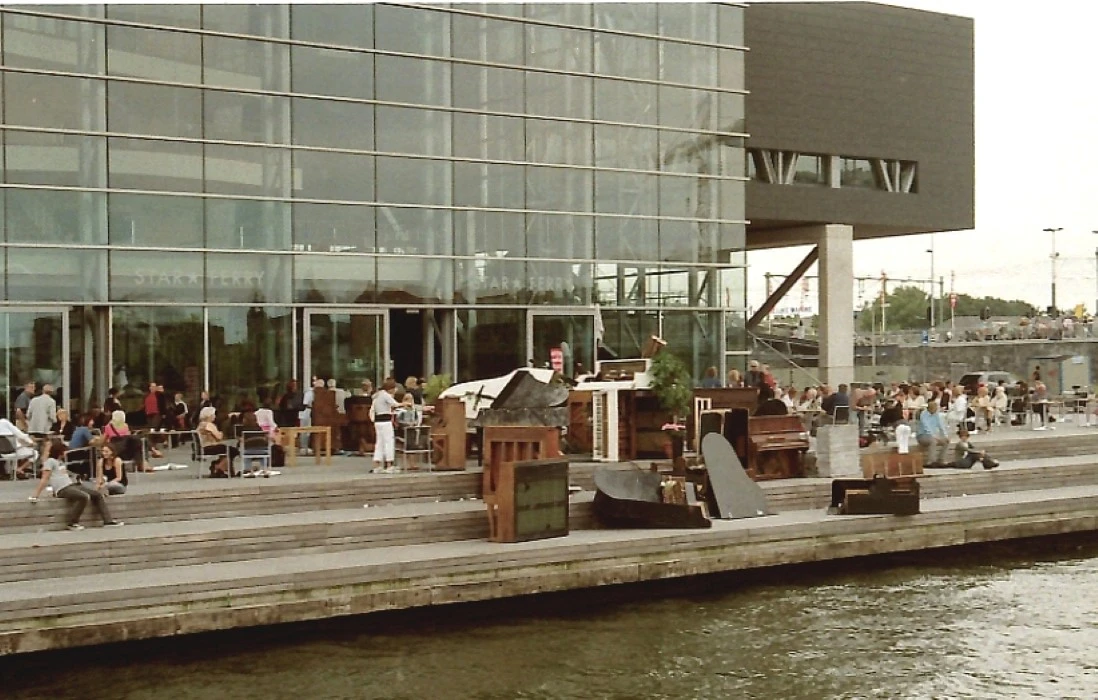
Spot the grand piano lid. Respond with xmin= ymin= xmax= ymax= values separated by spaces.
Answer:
xmin=439 ymin=368 xmax=567 ymax=421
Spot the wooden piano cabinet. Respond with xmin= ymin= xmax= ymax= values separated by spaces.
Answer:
xmin=746 ymin=414 xmax=809 ymax=480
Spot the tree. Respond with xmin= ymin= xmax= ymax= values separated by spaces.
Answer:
xmin=857 ymin=285 xmax=929 ymax=331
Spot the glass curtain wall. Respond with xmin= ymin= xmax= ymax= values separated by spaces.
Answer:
xmin=0 ymin=4 xmax=747 ymax=387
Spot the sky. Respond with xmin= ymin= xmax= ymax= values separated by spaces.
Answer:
xmin=748 ymin=1 xmax=1098 ymax=316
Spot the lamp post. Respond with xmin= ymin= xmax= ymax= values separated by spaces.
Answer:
xmin=926 ymin=242 xmax=935 ymax=340
xmin=1043 ymin=227 xmax=1063 ymax=314
xmin=1092 ymin=230 xmax=1098 ymax=324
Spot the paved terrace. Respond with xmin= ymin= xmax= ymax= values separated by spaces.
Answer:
xmin=1 ymin=423 xmax=1097 ymax=655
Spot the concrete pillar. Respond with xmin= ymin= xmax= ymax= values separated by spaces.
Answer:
xmin=817 ymin=224 xmax=855 ymax=387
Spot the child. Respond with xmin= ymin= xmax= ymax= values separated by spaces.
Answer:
xmin=953 ymin=428 xmax=999 ymax=470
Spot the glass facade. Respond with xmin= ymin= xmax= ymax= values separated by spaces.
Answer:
xmin=0 ymin=3 xmax=747 ymax=410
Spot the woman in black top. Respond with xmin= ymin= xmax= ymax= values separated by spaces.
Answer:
xmin=51 ymin=408 xmax=76 ymax=442
xmin=97 ymin=443 xmax=128 ymax=495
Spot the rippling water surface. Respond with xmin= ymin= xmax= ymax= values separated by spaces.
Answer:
xmin=4 ymin=537 xmax=1098 ymax=699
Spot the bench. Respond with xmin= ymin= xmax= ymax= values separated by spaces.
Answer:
xmin=831 ymin=450 xmax=923 ymax=515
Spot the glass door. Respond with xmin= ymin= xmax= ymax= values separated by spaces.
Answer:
xmin=527 ymin=309 xmax=596 ymax=380
xmin=303 ymin=309 xmax=388 ymax=390
xmin=0 ymin=308 xmax=70 ymax=420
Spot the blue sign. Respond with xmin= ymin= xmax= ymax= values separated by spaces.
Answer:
xmin=921 ymin=331 xmax=929 ymax=345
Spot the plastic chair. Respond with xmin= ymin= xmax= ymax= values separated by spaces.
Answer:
xmin=188 ymin=431 xmax=221 ymax=478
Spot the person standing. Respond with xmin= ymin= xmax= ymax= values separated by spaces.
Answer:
xmin=30 ymin=441 xmax=123 ymax=531
xmin=26 ymin=383 xmax=57 ymax=437
xmin=143 ymin=381 xmax=161 ymax=430
xmin=370 ymin=379 xmax=400 ymax=474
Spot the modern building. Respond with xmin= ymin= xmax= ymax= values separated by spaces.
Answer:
xmin=0 ymin=2 xmax=972 ymax=416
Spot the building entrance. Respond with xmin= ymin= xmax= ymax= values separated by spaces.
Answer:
xmin=0 ymin=308 xmax=70 ymax=421
xmin=302 ymin=309 xmax=387 ymax=392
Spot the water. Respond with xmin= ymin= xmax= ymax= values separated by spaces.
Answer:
xmin=4 ymin=536 xmax=1097 ymax=699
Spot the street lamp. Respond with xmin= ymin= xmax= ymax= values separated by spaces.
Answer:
xmin=1092 ymin=230 xmax=1098 ymax=323
xmin=926 ymin=242 xmax=935 ymax=337
xmin=1043 ymin=227 xmax=1063 ymax=314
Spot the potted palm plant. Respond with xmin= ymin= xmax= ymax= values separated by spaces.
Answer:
xmin=648 ymin=351 xmax=693 ymax=458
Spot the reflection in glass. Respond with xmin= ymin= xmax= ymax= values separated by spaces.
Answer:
xmin=526 ymin=261 xmax=593 ymax=306
xmin=377 ymin=208 xmax=452 ymax=257
xmin=206 ymin=199 xmax=291 ymax=251
xmin=7 ymin=190 xmax=106 ymax=244
xmin=108 ymin=194 xmax=203 ymax=248
xmin=660 ymin=41 xmax=717 ymax=88
xmin=599 ymin=307 xmax=660 ymax=359
xmin=594 ymin=124 xmax=658 ymax=170
xmin=293 ymin=255 xmax=376 ymax=304
xmin=595 ymin=171 xmax=657 ymax=216
xmin=658 ymin=86 xmax=716 ymax=131
xmin=2 ymin=13 xmax=104 ymax=72
xmin=0 ymin=310 xmax=65 ymax=416
xmin=205 ymin=253 xmax=291 ymax=303
xmin=525 ymin=120 xmax=592 ymax=166
xmin=375 ymin=157 xmax=450 ymax=208
xmin=5 ymin=74 xmax=105 ymax=132
xmin=203 ymin=35 xmax=289 ymax=92
xmin=718 ymin=49 xmax=746 ymax=92
xmin=841 ymin=158 xmax=878 ymax=189
xmin=375 ymin=5 xmax=449 ymax=57
xmin=452 ymin=113 xmax=524 ymax=162
xmin=4 ymin=131 xmax=105 ymax=188
xmin=526 ymin=167 xmax=591 ymax=213
xmin=291 ymin=5 xmax=372 ymax=48
xmin=209 ymin=306 xmax=292 ymax=405
xmin=107 ymin=5 xmax=201 ymax=28
xmin=111 ymin=306 xmax=204 ymax=398
xmin=658 ymin=4 xmax=716 ymax=43
xmin=595 ymin=218 xmax=659 ymax=264
xmin=375 ymin=55 xmax=450 ymax=107
xmin=455 ymin=259 xmax=526 ymax=305
xmin=292 ymin=203 xmax=375 ymax=253
xmin=454 ymin=210 xmax=525 ymax=258
xmin=108 ymin=82 xmax=200 ymax=139
xmin=307 ymin=312 xmax=385 ymax=393
xmin=109 ymin=138 xmax=202 ymax=192
xmin=594 ymin=4 xmax=656 ymax=34
xmin=205 ymin=144 xmax=290 ymax=197
xmin=452 ymin=64 xmax=524 ymax=113
xmin=292 ymin=98 xmax=373 ymax=151
xmin=718 ymin=5 xmax=745 ymax=47
xmin=202 ymin=5 xmax=288 ymax=38
xmin=109 ymin=251 xmax=204 ymax=303
xmin=375 ymin=107 xmax=451 ymax=157
xmin=526 ymin=214 xmax=592 ymax=260
xmin=525 ymin=24 xmax=591 ymax=72
xmin=292 ymin=151 xmax=373 ymax=202
xmin=377 ymin=256 xmax=453 ymax=304
xmin=526 ymin=73 xmax=591 ymax=120
xmin=720 ymin=268 xmax=748 ymax=312
xmin=793 ymin=154 xmax=827 ymax=186
xmin=662 ymin=310 xmax=721 ymax=381
xmin=456 ymin=309 xmax=524 ymax=383
xmin=594 ymin=78 xmax=657 ymax=125
xmin=7 ymin=247 xmax=106 ymax=302
xmin=454 ymin=163 xmax=524 ymax=209
xmin=451 ymin=14 xmax=523 ymax=65
xmin=205 ymin=91 xmax=290 ymax=144
xmin=107 ymin=25 xmax=201 ymax=82
xmin=291 ymin=46 xmax=373 ymax=100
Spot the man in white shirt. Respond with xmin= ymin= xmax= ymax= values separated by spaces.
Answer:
xmin=26 ymin=384 xmax=57 ymax=436
xmin=0 ymin=417 xmax=39 ymax=478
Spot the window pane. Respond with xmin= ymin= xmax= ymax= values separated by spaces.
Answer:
xmin=659 ymin=5 xmax=716 ymax=43
xmin=658 ymin=86 xmax=716 ymax=130
xmin=454 ymin=211 xmax=525 ymax=257
xmin=376 ymin=157 xmax=450 ymax=207
xmin=202 ymin=5 xmax=288 ymax=38
xmin=594 ymin=124 xmax=658 ymax=170
xmin=377 ymin=256 xmax=452 ymax=304
xmin=454 ymin=163 xmax=524 ymax=209
xmin=375 ymin=106 xmax=451 ymax=157
xmin=525 ymin=24 xmax=590 ymax=72
xmin=526 ymin=4 xmax=591 ymax=25
xmin=8 ymin=247 xmax=106 ymax=302
xmin=794 ymin=155 xmax=827 ymax=186
xmin=451 ymin=14 xmax=523 ymax=65
xmin=594 ymin=5 xmax=656 ymax=34
xmin=526 ymin=72 xmax=591 ymax=120
xmin=203 ymin=35 xmax=289 ymax=91
xmin=526 ymin=214 xmax=593 ymax=260
xmin=660 ymin=42 xmax=717 ymax=88
xmin=111 ymin=307 xmax=204 ymax=398
xmin=109 ymin=138 xmax=202 ymax=192
xmin=659 ymin=174 xmax=717 ymax=221
xmin=455 ymin=258 xmax=526 ymax=305
xmin=377 ymin=208 xmax=452 ymax=256
xmin=205 ymin=91 xmax=290 ymax=144
xmin=107 ymin=5 xmax=201 ymax=28
xmin=595 ymin=171 xmax=657 ymax=216
xmin=293 ymin=203 xmax=375 ymax=253
xmin=206 ymin=253 xmax=291 ymax=303
xmin=291 ymin=46 xmax=373 ymax=100
xmin=293 ymin=151 xmax=373 ymax=202
xmin=594 ymin=34 xmax=657 ymax=81
xmin=107 ymin=25 xmax=201 ymax=82
xmin=5 ymin=74 xmax=105 ymax=131
xmin=452 ymin=64 xmax=524 ymax=113
xmin=291 ymin=5 xmax=373 ymax=48
xmin=594 ymin=78 xmax=656 ymax=126
xmin=453 ymin=113 xmax=524 ymax=161
xmin=292 ymin=98 xmax=373 ymax=151
xmin=718 ymin=49 xmax=745 ymax=92
xmin=206 ymin=199 xmax=291 ymax=251
xmin=108 ymin=194 xmax=203 ymax=248
xmin=108 ymin=82 xmax=200 ymax=139
xmin=110 ymin=251 xmax=204 ymax=302
xmin=2 ymin=13 xmax=104 ymax=72
xmin=204 ymin=145 xmax=291 ymax=198
xmin=527 ymin=260 xmax=592 ymax=306
xmin=5 ymin=131 xmax=105 ymax=187
xmin=375 ymin=5 xmax=449 ymax=57
xmin=294 ymin=255 xmax=376 ymax=304
xmin=595 ymin=217 xmax=658 ymax=262
xmin=7 ymin=189 xmax=106 ymax=244
xmin=456 ymin=309 xmax=524 ymax=382
xmin=209 ymin=306 xmax=293 ymax=405
xmin=841 ymin=158 xmax=878 ymax=189
xmin=526 ymin=166 xmax=591 ymax=213
xmin=525 ymin=119 xmax=592 ymax=166
xmin=375 ymin=55 xmax=450 ymax=107
xmin=660 ymin=220 xmax=712 ymax=264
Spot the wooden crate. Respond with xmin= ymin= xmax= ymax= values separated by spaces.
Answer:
xmin=492 ymin=458 xmax=570 ymax=543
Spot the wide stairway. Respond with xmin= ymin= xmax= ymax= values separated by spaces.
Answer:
xmin=1 ymin=427 xmax=1097 ymax=655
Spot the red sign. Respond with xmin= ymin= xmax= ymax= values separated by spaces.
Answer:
xmin=950 ymin=292 xmax=958 ymax=309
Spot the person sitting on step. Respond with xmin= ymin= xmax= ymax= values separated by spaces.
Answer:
xmin=96 ymin=442 xmax=128 ymax=495
xmin=29 ymin=440 xmax=124 ymax=530
xmin=916 ymin=400 xmax=951 ymax=468
xmin=953 ymin=428 xmax=999 ymax=470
